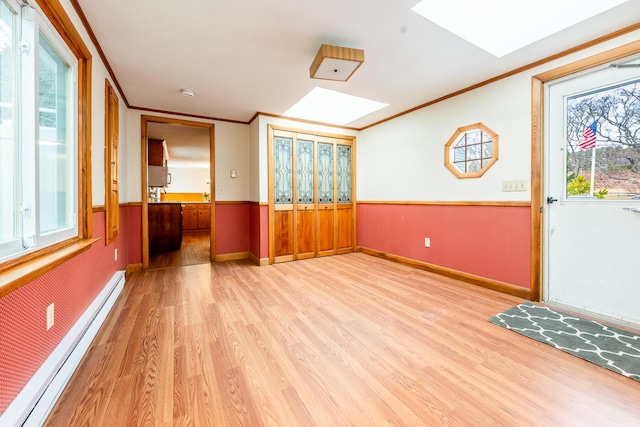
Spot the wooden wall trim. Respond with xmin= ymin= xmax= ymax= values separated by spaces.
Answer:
xmin=358 ymin=247 xmax=531 ymax=300
xmin=120 ymin=202 xmax=142 ymax=207
xmin=255 ymin=112 xmax=359 ymax=131
xmin=357 ymin=200 xmax=531 ymax=207
xmin=248 ymin=252 xmax=269 ymax=266
xmin=216 ymin=201 xmax=250 ymax=205
xmin=130 ymin=106 xmax=246 ymax=125
xmin=530 ymin=78 xmax=544 ymax=302
xmin=92 ymin=206 xmax=106 ymax=213
xmin=125 ymin=263 xmax=143 ymax=279
xmin=215 ymin=252 xmax=250 ymax=262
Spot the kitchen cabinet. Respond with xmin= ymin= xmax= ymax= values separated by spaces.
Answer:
xmin=148 ymin=203 xmax=182 ymax=253
xmin=148 ymin=138 xmax=167 ymax=166
xmin=182 ymin=203 xmax=211 ymax=231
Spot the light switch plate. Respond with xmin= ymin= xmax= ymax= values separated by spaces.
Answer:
xmin=502 ymin=180 xmax=527 ymax=192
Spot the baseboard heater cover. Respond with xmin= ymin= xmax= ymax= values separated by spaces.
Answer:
xmin=0 ymin=271 xmax=125 ymax=427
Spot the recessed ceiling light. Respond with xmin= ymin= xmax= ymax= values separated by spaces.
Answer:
xmin=411 ymin=0 xmax=629 ymax=57
xmin=180 ymin=88 xmax=196 ymax=97
xmin=284 ymin=87 xmax=388 ymax=125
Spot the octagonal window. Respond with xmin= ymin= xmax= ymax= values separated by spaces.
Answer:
xmin=445 ymin=123 xmax=499 ymax=178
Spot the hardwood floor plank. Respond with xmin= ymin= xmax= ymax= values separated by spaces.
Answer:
xmin=44 ymin=253 xmax=640 ymax=426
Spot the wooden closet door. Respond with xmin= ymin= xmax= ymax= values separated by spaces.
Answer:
xmin=270 ymin=127 xmax=355 ymax=264
xmin=336 ymin=140 xmax=355 ymax=254
xmin=317 ymin=138 xmax=336 ymax=257
xmin=272 ymin=132 xmax=294 ymax=262
xmin=294 ymin=136 xmax=316 ymax=260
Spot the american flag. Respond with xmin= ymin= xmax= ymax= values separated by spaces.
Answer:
xmin=578 ymin=121 xmax=597 ymax=150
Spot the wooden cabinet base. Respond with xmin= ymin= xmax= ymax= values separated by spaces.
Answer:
xmin=149 ymin=203 xmax=182 ymax=253
xmin=182 ymin=203 xmax=211 ymax=231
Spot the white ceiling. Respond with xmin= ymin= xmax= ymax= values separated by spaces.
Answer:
xmin=77 ymin=0 xmax=640 ymax=129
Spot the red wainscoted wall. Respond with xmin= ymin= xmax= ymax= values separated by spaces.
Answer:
xmin=124 ymin=204 xmax=142 ymax=265
xmin=216 ymin=203 xmax=250 ymax=255
xmin=0 ymin=210 xmax=129 ymax=414
xmin=249 ymin=203 xmax=269 ymax=260
xmin=357 ymin=203 xmax=531 ymax=288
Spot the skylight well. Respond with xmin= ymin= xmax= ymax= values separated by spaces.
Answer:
xmin=284 ymin=87 xmax=388 ymax=126
xmin=411 ymin=0 xmax=630 ymax=57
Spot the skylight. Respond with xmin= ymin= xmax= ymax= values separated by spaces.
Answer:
xmin=284 ymin=87 xmax=388 ymax=126
xmin=411 ymin=0 xmax=629 ymax=57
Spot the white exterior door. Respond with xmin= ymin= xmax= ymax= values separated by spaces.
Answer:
xmin=545 ymin=56 xmax=640 ymax=325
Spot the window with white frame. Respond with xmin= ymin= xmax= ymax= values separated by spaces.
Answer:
xmin=0 ymin=0 xmax=78 ymax=261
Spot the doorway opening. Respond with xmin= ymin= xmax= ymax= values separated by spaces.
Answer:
xmin=141 ymin=116 xmax=215 ymax=269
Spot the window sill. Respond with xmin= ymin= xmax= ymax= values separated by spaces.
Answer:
xmin=0 ymin=237 xmax=101 ymax=298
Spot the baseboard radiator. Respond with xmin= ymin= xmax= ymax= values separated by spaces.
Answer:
xmin=0 ymin=271 xmax=125 ymax=427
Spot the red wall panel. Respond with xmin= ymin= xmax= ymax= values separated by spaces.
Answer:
xmin=0 ymin=210 xmax=127 ymax=414
xmin=215 ymin=203 xmax=250 ymax=255
xmin=125 ymin=205 xmax=142 ymax=264
xmin=249 ymin=203 xmax=269 ymax=259
xmin=357 ymin=203 xmax=530 ymax=288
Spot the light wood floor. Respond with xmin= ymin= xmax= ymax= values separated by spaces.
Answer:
xmin=149 ymin=231 xmax=210 ymax=269
xmin=45 ymin=253 xmax=640 ymax=426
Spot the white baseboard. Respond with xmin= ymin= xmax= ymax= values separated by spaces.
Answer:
xmin=1 ymin=271 xmax=125 ymax=427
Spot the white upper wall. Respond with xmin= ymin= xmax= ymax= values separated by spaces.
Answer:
xmin=358 ymin=73 xmax=531 ymax=201
xmin=124 ymin=110 xmax=250 ymax=202
xmin=357 ymin=29 xmax=640 ymax=202
xmin=166 ymin=167 xmax=210 ymax=194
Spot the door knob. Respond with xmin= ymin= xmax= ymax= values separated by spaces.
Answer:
xmin=546 ymin=196 xmax=558 ymax=204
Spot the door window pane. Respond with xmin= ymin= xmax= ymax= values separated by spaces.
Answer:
xmin=296 ymin=139 xmax=313 ymax=204
xmin=566 ymin=78 xmax=640 ymax=199
xmin=337 ymin=144 xmax=352 ymax=203
xmin=274 ymin=136 xmax=293 ymax=204
xmin=38 ymin=33 xmax=73 ymax=234
xmin=318 ymin=142 xmax=333 ymax=204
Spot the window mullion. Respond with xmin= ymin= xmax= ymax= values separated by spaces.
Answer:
xmin=19 ymin=4 xmax=36 ymax=248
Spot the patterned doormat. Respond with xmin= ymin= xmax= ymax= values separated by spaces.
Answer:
xmin=489 ymin=302 xmax=640 ymax=381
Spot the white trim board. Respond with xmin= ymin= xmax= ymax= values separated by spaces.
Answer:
xmin=0 ymin=271 xmax=125 ymax=427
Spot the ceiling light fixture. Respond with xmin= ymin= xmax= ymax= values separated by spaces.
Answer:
xmin=180 ymin=88 xmax=196 ymax=97
xmin=310 ymin=44 xmax=364 ymax=82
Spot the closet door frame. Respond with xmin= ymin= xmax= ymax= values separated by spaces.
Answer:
xmin=268 ymin=125 xmax=357 ymax=264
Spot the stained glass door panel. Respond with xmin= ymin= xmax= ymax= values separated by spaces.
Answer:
xmin=274 ymin=136 xmax=293 ymax=204
xmin=337 ymin=144 xmax=352 ymax=204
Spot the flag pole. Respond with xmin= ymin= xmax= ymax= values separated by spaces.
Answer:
xmin=589 ymin=145 xmax=596 ymax=196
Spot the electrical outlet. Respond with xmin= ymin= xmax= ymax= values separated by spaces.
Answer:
xmin=47 ymin=303 xmax=54 ymax=330
xmin=114 ymin=248 xmax=118 ymax=261
xmin=424 ymin=237 xmax=431 ymax=248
